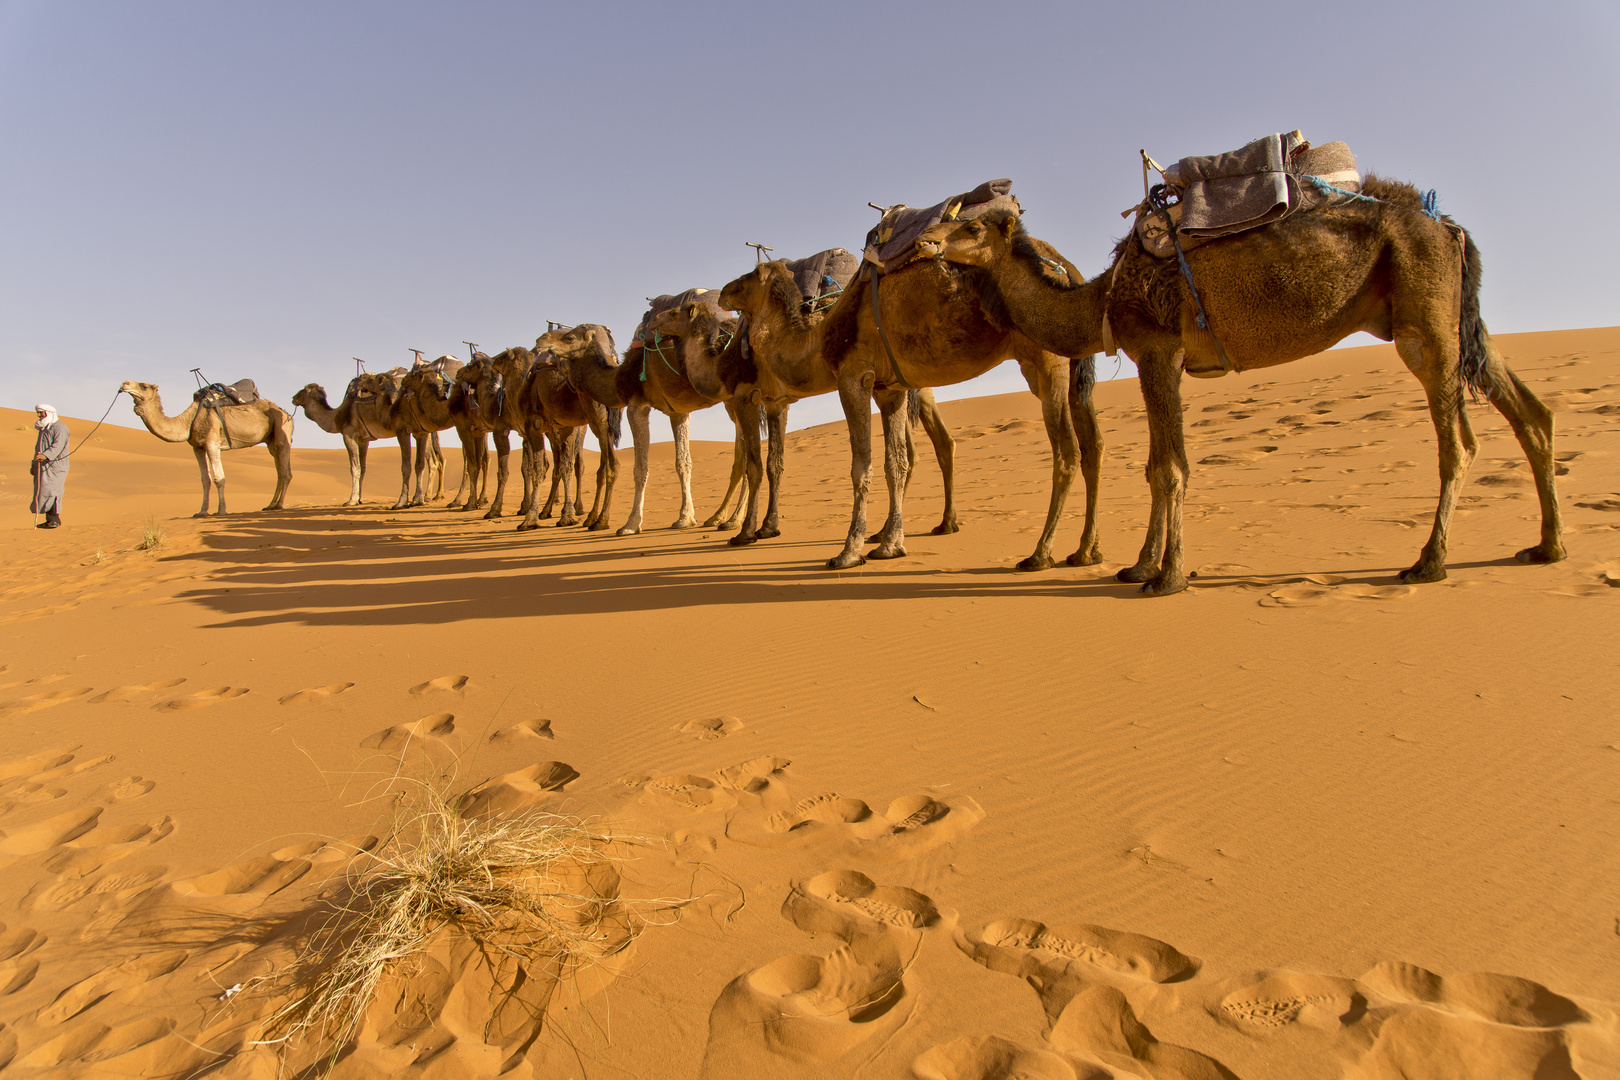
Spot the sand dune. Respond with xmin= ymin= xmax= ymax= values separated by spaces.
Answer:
xmin=0 ymin=327 xmax=1616 ymax=1077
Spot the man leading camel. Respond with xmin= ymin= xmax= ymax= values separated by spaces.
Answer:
xmin=30 ymin=404 xmax=69 ymax=529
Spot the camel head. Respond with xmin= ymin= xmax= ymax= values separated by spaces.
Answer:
xmin=718 ymin=261 xmax=811 ymax=330
xmin=454 ymin=357 xmax=504 ymax=419
xmin=291 ymin=383 xmax=326 ymax=410
xmin=120 ymin=380 xmax=158 ymax=402
xmin=534 ymin=323 xmax=615 ymax=371
xmin=644 ymin=304 xmax=689 ymax=339
xmin=916 ymin=209 xmax=1083 ymax=288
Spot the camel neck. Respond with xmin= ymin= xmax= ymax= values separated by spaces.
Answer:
xmin=133 ymin=393 xmax=197 ymax=443
xmin=988 ymin=249 xmax=1110 ymax=359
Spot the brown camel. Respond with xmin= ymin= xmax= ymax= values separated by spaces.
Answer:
xmin=914 ymin=181 xmax=1564 ymax=595
xmin=628 ymin=294 xmax=755 ymax=534
xmin=393 ymin=358 xmax=487 ymax=510
xmin=454 ymin=351 xmax=537 ymax=520
xmin=120 ymin=381 xmax=293 ymax=515
xmin=718 ymin=261 xmax=980 ymax=549
xmin=292 ymin=377 xmax=440 ymax=508
xmin=453 ymin=348 xmax=586 ymax=527
xmin=721 ymin=255 xmax=1103 ymax=570
xmin=526 ymin=325 xmax=625 ymax=530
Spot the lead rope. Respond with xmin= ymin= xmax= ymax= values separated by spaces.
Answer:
xmin=1148 ymin=183 xmax=1234 ymax=374
xmin=867 ymin=264 xmax=916 ymax=390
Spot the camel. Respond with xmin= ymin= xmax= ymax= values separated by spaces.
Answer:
xmin=291 ymin=380 xmax=440 ymax=508
xmin=526 ymin=325 xmax=626 ymax=530
xmin=454 ymin=351 xmax=537 ymax=520
xmin=120 ymin=381 xmax=294 ymax=515
xmin=393 ymin=358 xmax=488 ymax=510
xmin=623 ymin=295 xmax=755 ymax=534
xmin=720 ymin=256 xmax=1103 ymax=570
xmin=913 ymin=181 xmax=1564 ymax=595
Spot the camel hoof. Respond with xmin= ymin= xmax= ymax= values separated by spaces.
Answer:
xmin=615 ymin=525 xmax=641 ymax=537
xmin=1139 ymin=573 xmax=1189 ymax=597
xmin=483 ymin=511 xmax=502 ymax=521
xmin=557 ymin=518 xmax=577 ymax=528
xmin=670 ymin=519 xmax=697 ymax=530
xmin=868 ymin=544 xmax=907 ymax=561
xmin=588 ymin=521 xmax=610 ymax=532
xmin=1016 ymin=554 xmax=1055 ymax=573
xmin=826 ymin=552 xmax=866 ymax=570
xmin=711 ymin=520 xmax=738 ymax=532
xmin=728 ymin=533 xmax=758 ymax=547
xmin=931 ymin=519 xmax=961 ymax=535
xmin=1399 ymin=563 xmax=1448 ymax=584
xmin=193 ymin=512 xmax=210 ymax=518
xmin=756 ymin=526 xmax=781 ymax=540
xmin=1516 ymin=543 xmax=1566 ymax=565
xmin=1066 ymin=547 xmax=1104 ymax=567
xmin=1116 ymin=563 xmax=1157 ymax=584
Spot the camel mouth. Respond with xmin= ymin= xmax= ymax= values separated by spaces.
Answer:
xmin=915 ymin=238 xmax=943 ymax=258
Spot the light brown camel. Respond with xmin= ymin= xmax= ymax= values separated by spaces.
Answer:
xmin=627 ymin=296 xmax=754 ymax=534
xmin=393 ymin=359 xmax=487 ymax=509
xmin=454 ymin=352 xmax=536 ymax=520
xmin=720 ymin=258 xmax=1103 ymax=569
xmin=120 ymin=381 xmax=293 ymax=515
xmin=453 ymin=348 xmax=585 ymax=527
xmin=914 ymin=182 xmax=1564 ymax=595
xmin=526 ymin=325 xmax=625 ymax=530
xmin=291 ymin=380 xmax=440 ymax=508
xmin=718 ymin=262 xmax=975 ymax=549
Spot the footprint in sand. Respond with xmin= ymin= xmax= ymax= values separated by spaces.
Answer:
xmin=0 ymin=745 xmax=80 ymax=783
xmin=460 ymin=762 xmax=579 ymax=818
xmin=1359 ymin=1009 xmax=1579 ymax=1079
xmin=768 ymin=793 xmax=874 ymax=833
xmin=0 ymin=925 xmax=44 ymax=962
xmin=1259 ymin=581 xmax=1414 ymax=608
xmin=154 ymin=687 xmax=249 ymax=711
xmin=784 ymin=870 xmax=940 ymax=938
xmin=1198 ymin=446 xmax=1278 ymax=466
xmin=704 ymin=935 xmax=911 ymax=1063
xmin=60 ymin=1017 xmax=179 ymax=1070
xmin=489 ymin=718 xmax=554 ymax=742
xmin=965 ymin=918 xmax=1199 ymax=987
xmin=172 ymin=837 xmax=374 ymax=904
xmin=37 ymin=949 xmax=188 ymax=1025
xmin=0 ymin=687 xmax=94 ymax=716
xmin=641 ymin=774 xmax=730 ymax=811
xmin=89 ymin=679 xmax=186 ymax=704
xmin=0 ymin=806 xmax=104 ymax=857
xmin=99 ymin=776 xmax=156 ymax=804
xmin=912 ymin=1035 xmax=1076 ymax=1080
xmin=2 ymin=956 xmax=40 ymax=997
xmin=1359 ymin=960 xmax=1584 ymax=1027
xmin=361 ymin=713 xmax=456 ymax=753
xmin=39 ymin=814 xmax=174 ymax=877
xmin=1217 ymin=969 xmax=1364 ymax=1031
xmin=676 ymin=715 xmax=744 ymax=741
xmin=1048 ymin=985 xmax=1234 ymax=1080
xmin=715 ymin=756 xmax=791 ymax=792
xmin=278 ymin=682 xmax=354 ymax=705
xmin=24 ymin=863 xmax=169 ymax=913
xmin=409 ymin=675 xmax=469 ymax=695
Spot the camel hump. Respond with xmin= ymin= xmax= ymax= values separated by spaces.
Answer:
xmin=864 ymin=180 xmax=1018 ymax=271
xmin=1161 ymin=132 xmax=1364 ymax=241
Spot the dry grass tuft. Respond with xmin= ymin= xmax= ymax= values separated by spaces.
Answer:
xmin=258 ymin=778 xmax=655 ymax=1073
xmin=137 ymin=515 xmax=165 ymax=551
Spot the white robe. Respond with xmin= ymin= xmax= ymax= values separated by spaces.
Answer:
xmin=30 ymin=420 xmax=69 ymax=513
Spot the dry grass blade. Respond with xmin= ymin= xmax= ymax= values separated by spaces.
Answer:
xmin=257 ymin=778 xmax=648 ymax=1074
xmin=137 ymin=515 xmax=165 ymax=551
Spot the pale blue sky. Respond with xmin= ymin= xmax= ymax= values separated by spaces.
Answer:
xmin=4 ymin=0 xmax=1616 ymax=447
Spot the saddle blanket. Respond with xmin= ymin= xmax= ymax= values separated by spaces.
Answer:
xmin=863 ymin=179 xmax=1021 ymax=272
xmin=193 ymin=378 xmax=260 ymax=408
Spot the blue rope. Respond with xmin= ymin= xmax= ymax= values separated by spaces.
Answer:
xmin=1421 ymin=188 xmax=1441 ymax=220
xmin=1299 ymin=174 xmax=1382 ymax=204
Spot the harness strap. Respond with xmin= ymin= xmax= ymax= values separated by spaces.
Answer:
xmin=868 ymin=265 xmax=916 ymax=390
xmin=1150 ymin=184 xmax=1233 ymax=374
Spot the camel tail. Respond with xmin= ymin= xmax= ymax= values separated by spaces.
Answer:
xmin=607 ymin=406 xmax=623 ymax=447
xmin=1071 ymin=354 xmax=1096 ymax=402
xmin=906 ymin=388 xmax=923 ymax=429
xmin=1458 ymin=228 xmax=1491 ymax=398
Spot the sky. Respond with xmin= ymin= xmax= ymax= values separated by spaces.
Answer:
xmin=3 ymin=0 xmax=1617 ymax=449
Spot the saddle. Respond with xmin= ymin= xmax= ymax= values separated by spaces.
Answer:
xmin=863 ymin=179 xmax=1021 ymax=272
xmin=192 ymin=378 xmax=260 ymax=409
xmin=632 ymin=288 xmax=723 ymax=348
xmin=782 ymin=248 xmax=859 ymax=314
xmin=1133 ymin=132 xmax=1361 ymax=257
xmin=411 ymin=354 xmax=463 ymax=400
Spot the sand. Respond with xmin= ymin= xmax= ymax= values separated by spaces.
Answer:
xmin=0 ymin=328 xmax=1616 ymax=1078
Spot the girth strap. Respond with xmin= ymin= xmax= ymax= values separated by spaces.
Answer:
xmin=868 ymin=265 xmax=916 ymax=390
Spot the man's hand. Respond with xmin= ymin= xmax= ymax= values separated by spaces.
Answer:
xmin=33 ymin=454 xmax=46 ymax=463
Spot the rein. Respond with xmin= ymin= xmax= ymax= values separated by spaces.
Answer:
xmin=59 ymin=387 xmax=127 ymax=460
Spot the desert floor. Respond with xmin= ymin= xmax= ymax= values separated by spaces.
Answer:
xmin=0 ymin=328 xmax=1616 ymax=1079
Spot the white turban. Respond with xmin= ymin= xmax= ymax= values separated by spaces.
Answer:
xmin=34 ymin=405 xmax=58 ymax=430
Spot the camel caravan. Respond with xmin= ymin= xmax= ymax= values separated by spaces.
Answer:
xmin=120 ymin=132 xmax=1565 ymax=595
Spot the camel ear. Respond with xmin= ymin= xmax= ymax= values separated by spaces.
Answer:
xmin=997 ymin=214 xmax=1019 ymax=240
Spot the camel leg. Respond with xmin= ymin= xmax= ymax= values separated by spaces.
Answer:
xmin=392 ymin=434 xmax=412 ymax=509
xmin=1066 ymin=356 xmax=1105 ymax=566
xmin=536 ymin=430 xmax=563 ymax=520
xmin=755 ymin=403 xmax=789 ymax=540
xmin=585 ymin=411 xmax=617 ymax=531
xmin=1124 ymin=353 xmax=1189 ymax=595
xmin=1398 ymin=333 xmax=1477 ymax=583
xmin=207 ymin=442 xmax=229 ymax=515
xmin=427 ymin=432 xmax=444 ymax=501
xmin=355 ymin=439 xmax=370 ymax=505
xmin=341 ymin=434 xmax=362 ymax=506
xmin=572 ymin=429 xmax=586 ymax=516
xmin=729 ymin=395 xmax=766 ymax=546
xmin=556 ymin=427 xmax=580 ymax=528
xmin=706 ymin=400 xmax=748 ymax=529
xmin=267 ymin=428 xmax=292 ymax=510
xmin=616 ymin=403 xmax=652 ymax=536
xmin=484 ymin=431 xmax=511 ymax=519
xmin=458 ymin=433 xmax=487 ymax=510
xmin=1015 ymin=356 xmax=1078 ymax=572
xmin=518 ymin=431 xmax=551 ymax=531
xmin=193 ymin=446 xmax=212 ymax=517
xmin=867 ymin=388 xmax=913 ymax=560
xmin=447 ymin=432 xmax=471 ymax=509
xmin=828 ymin=370 xmax=878 ymax=569
xmin=1474 ymin=338 xmax=1565 ymax=564
xmin=916 ymin=389 xmax=960 ymax=535
xmin=670 ymin=412 xmax=698 ymax=528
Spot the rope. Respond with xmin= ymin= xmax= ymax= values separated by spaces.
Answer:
xmin=1149 ymin=183 xmax=1233 ymax=373
xmin=60 ymin=388 xmax=127 ymax=460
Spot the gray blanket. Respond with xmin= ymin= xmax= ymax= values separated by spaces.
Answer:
xmin=30 ymin=420 xmax=69 ymax=513
xmin=194 ymin=378 xmax=260 ymax=407
xmin=1166 ymin=133 xmax=1361 ymax=240
xmin=863 ymin=179 xmax=1019 ymax=271
xmin=782 ymin=247 xmax=860 ymax=310
xmin=632 ymin=287 xmax=723 ymax=347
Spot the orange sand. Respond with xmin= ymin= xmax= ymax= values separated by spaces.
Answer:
xmin=0 ymin=328 xmax=1616 ymax=1078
